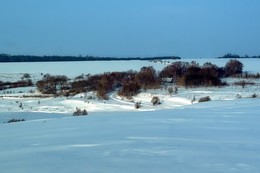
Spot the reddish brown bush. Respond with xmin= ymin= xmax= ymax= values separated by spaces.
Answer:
xmin=118 ymin=80 xmax=140 ymax=98
xmin=225 ymin=59 xmax=244 ymax=77
xmin=136 ymin=66 xmax=161 ymax=90
xmin=36 ymin=74 xmax=69 ymax=94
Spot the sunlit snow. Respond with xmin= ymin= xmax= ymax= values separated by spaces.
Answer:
xmin=0 ymin=59 xmax=260 ymax=172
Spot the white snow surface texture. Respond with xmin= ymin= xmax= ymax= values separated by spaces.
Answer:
xmin=0 ymin=99 xmax=260 ymax=173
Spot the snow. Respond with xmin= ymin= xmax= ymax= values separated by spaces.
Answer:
xmin=0 ymin=99 xmax=260 ymax=173
xmin=1 ymin=79 xmax=259 ymax=114
xmin=0 ymin=58 xmax=260 ymax=172
xmin=0 ymin=61 xmax=165 ymax=77
xmin=0 ymin=58 xmax=259 ymax=79
xmin=0 ymin=58 xmax=259 ymax=114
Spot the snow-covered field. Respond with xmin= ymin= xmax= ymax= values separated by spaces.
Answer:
xmin=0 ymin=79 xmax=259 ymax=114
xmin=0 ymin=99 xmax=260 ymax=173
xmin=0 ymin=58 xmax=259 ymax=78
xmin=0 ymin=58 xmax=259 ymax=114
xmin=0 ymin=59 xmax=260 ymax=172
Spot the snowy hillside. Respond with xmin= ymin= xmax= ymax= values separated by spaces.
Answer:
xmin=0 ymin=81 xmax=259 ymax=114
xmin=0 ymin=58 xmax=259 ymax=114
xmin=1 ymin=59 xmax=260 ymax=172
xmin=0 ymin=99 xmax=260 ymax=173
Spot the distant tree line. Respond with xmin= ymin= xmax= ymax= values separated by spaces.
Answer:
xmin=35 ymin=59 xmax=244 ymax=99
xmin=1 ymin=53 xmax=260 ymax=62
xmin=0 ymin=54 xmax=180 ymax=62
xmin=218 ymin=53 xmax=260 ymax=59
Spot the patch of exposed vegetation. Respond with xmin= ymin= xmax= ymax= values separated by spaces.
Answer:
xmin=135 ymin=102 xmax=142 ymax=109
xmin=234 ymin=80 xmax=255 ymax=88
xmin=5 ymin=119 xmax=25 ymax=123
xmin=32 ymin=59 xmax=247 ymax=101
xmin=0 ymin=79 xmax=33 ymax=91
xmin=198 ymin=96 xmax=211 ymax=102
xmin=151 ymin=96 xmax=161 ymax=106
xmin=73 ymin=107 xmax=88 ymax=116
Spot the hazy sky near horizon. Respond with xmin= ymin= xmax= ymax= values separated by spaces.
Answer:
xmin=1 ymin=0 xmax=260 ymax=58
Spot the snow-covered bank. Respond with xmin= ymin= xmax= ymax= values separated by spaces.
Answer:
xmin=1 ymin=79 xmax=259 ymax=114
xmin=0 ymin=99 xmax=260 ymax=173
xmin=1 ymin=58 xmax=260 ymax=172
xmin=0 ymin=58 xmax=259 ymax=114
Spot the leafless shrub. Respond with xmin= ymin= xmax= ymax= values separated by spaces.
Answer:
xmin=73 ymin=107 xmax=88 ymax=116
xmin=151 ymin=96 xmax=161 ymax=106
xmin=198 ymin=96 xmax=211 ymax=102
xmin=19 ymin=103 xmax=23 ymax=109
xmin=168 ymin=86 xmax=173 ymax=95
xmin=234 ymin=80 xmax=255 ymax=88
xmin=6 ymin=119 xmax=25 ymax=123
xmin=174 ymin=86 xmax=178 ymax=94
xmin=135 ymin=102 xmax=141 ymax=109
xmin=236 ymin=94 xmax=242 ymax=99
xmin=22 ymin=73 xmax=31 ymax=79
xmin=191 ymin=95 xmax=196 ymax=103
xmin=225 ymin=59 xmax=244 ymax=77
xmin=118 ymin=81 xmax=140 ymax=98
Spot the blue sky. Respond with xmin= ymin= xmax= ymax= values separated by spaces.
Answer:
xmin=0 ymin=0 xmax=260 ymax=58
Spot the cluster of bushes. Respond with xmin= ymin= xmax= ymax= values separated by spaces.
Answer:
xmin=71 ymin=71 xmax=138 ymax=99
xmin=181 ymin=65 xmax=222 ymax=87
xmin=160 ymin=59 xmax=244 ymax=87
xmin=37 ymin=66 xmax=161 ymax=99
xmin=237 ymin=93 xmax=258 ymax=99
xmin=36 ymin=74 xmax=69 ymax=95
xmin=134 ymin=96 xmax=161 ymax=110
xmin=224 ymin=59 xmax=244 ymax=77
xmin=73 ymin=108 xmax=88 ymax=116
xmin=117 ymin=67 xmax=161 ymax=98
xmin=0 ymin=79 xmax=33 ymax=91
xmin=35 ymin=59 xmax=245 ymax=99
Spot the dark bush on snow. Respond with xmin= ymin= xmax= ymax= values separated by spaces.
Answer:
xmin=198 ymin=96 xmax=211 ymax=102
xmin=224 ymin=59 xmax=244 ymax=77
xmin=135 ymin=102 xmax=141 ymax=109
xmin=118 ymin=80 xmax=140 ymax=98
xmin=159 ymin=61 xmax=189 ymax=79
xmin=6 ymin=119 xmax=25 ymax=123
xmin=183 ymin=66 xmax=222 ymax=87
xmin=136 ymin=66 xmax=161 ymax=90
xmin=73 ymin=108 xmax=88 ymax=116
xmin=234 ymin=80 xmax=255 ymax=88
xmin=36 ymin=74 xmax=69 ymax=94
xmin=151 ymin=96 xmax=161 ymax=106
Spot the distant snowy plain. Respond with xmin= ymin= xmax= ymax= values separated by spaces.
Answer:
xmin=0 ymin=58 xmax=259 ymax=77
xmin=0 ymin=58 xmax=260 ymax=173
